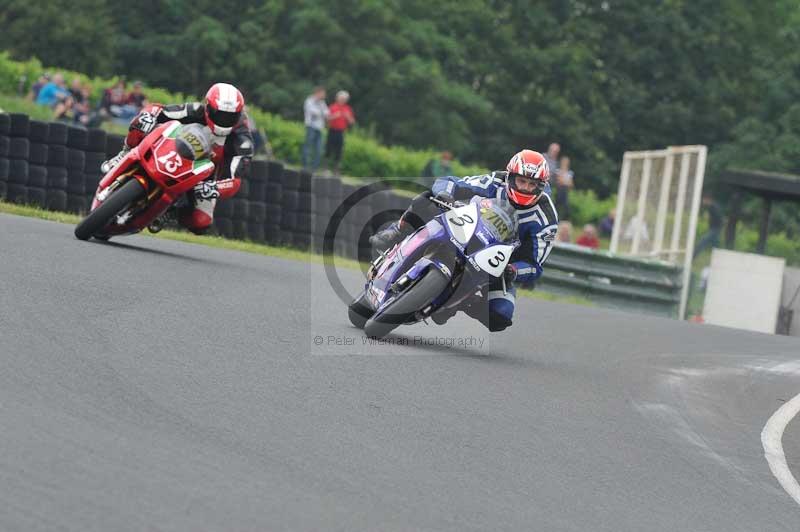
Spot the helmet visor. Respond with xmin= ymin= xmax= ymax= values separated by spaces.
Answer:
xmin=208 ymin=107 xmax=241 ymax=128
xmin=510 ymin=173 xmax=545 ymax=195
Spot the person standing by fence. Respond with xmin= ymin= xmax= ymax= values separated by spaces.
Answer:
xmin=325 ymin=90 xmax=355 ymax=176
xmin=302 ymin=86 xmax=328 ymax=172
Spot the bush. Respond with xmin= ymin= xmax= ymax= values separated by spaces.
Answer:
xmin=0 ymin=52 xmax=486 ymax=180
xmin=567 ymin=189 xmax=617 ymax=227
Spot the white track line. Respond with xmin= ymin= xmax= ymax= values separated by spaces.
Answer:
xmin=762 ymin=391 xmax=800 ymax=507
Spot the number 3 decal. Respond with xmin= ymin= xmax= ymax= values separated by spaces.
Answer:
xmin=447 ymin=213 xmax=474 ymax=227
xmin=487 ymin=250 xmax=506 ymax=268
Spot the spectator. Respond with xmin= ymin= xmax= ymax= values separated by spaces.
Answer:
xmin=599 ymin=208 xmax=615 ymax=237
xmin=325 ymin=90 xmax=356 ymax=176
xmin=556 ymin=221 xmax=573 ymax=243
xmin=27 ymin=73 xmax=50 ymax=101
xmin=554 ymin=155 xmax=574 ymax=220
xmin=544 ymin=142 xmax=560 ymax=175
xmin=693 ymin=194 xmax=724 ymax=257
xmin=302 ymin=86 xmax=328 ymax=172
xmin=69 ymin=78 xmax=91 ymax=125
xmin=35 ymin=73 xmax=72 ymax=120
xmin=623 ymin=215 xmax=650 ymax=244
xmin=576 ymin=224 xmax=600 ymax=249
xmin=100 ymin=79 xmax=129 ymax=121
xmin=125 ymin=81 xmax=148 ymax=110
xmin=421 ymin=151 xmax=454 ymax=187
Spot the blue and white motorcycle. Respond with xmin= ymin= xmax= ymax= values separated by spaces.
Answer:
xmin=349 ymin=195 xmax=520 ymax=338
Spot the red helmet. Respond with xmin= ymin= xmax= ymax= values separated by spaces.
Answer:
xmin=204 ymin=83 xmax=244 ymax=136
xmin=505 ymin=149 xmax=549 ymax=208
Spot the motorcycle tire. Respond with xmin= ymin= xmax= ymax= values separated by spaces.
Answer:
xmin=8 ymin=113 xmax=29 ymax=137
xmin=66 ymin=126 xmax=88 ymax=150
xmin=74 ymin=178 xmax=145 ymax=241
xmin=364 ymin=267 xmax=450 ymax=339
xmin=67 ymin=194 xmax=88 ymax=215
xmin=67 ymin=149 xmax=85 ymax=171
xmin=87 ymin=128 xmax=107 ymax=152
xmin=47 ymin=144 xmax=68 ymax=167
xmin=46 ymin=189 xmax=68 ymax=212
xmin=9 ymin=137 xmax=29 ymax=159
xmin=28 ymin=121 xmax=49 ymax=143
xmin=348 ymin=290 xmax=373 ymax=329
xmin=0 ymin=114 xmax=10 ymax=136
xmin=46 ymin=123 xmax=68 ymax=145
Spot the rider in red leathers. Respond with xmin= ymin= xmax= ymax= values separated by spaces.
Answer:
xmin=101 ymin=82 xmax=253 ymax=234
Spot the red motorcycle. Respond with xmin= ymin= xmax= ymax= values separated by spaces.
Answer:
xmin=74 ymin=121 xmax=216 ymax=241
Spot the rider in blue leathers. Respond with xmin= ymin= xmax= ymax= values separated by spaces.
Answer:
xmin=370 ymin=150 xmax=559 ymax=331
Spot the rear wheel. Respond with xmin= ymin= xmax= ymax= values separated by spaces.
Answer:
xmin=74 ymin=179 xmax=145 ymax=241
xmin=364 ymin=267 xmax=450 ymax=339
xmin=348 ymin=291 xmax=373 ymax=329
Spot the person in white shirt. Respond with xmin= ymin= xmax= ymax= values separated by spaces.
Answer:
xmin=302 ymin=86 xmax=329 ymax=172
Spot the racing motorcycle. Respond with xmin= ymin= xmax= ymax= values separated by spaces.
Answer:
xmin=348 ymin=195 xmax=520 ymax=338
xmin=74 ymin=121 xmax=216 ymax=241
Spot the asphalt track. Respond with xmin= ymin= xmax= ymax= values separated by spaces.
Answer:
xmin=1 ymin=212 xmax=798 ymax=531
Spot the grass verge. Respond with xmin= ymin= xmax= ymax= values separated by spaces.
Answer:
xmin=0 ymin=200 xmax=592 ymax=306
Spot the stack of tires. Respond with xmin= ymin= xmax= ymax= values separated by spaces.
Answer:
xmin=20 ymin=119 xmax=49 ymax=208
xmin=43 ymin=122 xmax=70 ymax=212
xmin=310 ymin=175 xmax=342 ymax=254
xmin=244 ymin=161 xmax=268 ymax=243
xmin=263 ymin=161 xmax=283 ymax=244
xmin=0 ymin=114 xmax=12 ymax=200
xmin=79 ymin=128 xmax=108 ymax=211
xmin=4 ymin=113 xmax=33 ymax=205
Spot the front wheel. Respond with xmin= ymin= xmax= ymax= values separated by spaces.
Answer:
xmin=364 ymin=267 xmax=450 ymax=339
xmin=74 ymin=179 xmax=145 ymax=241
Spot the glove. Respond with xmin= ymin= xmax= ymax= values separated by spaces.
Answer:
xmin=504 ymin=264 xmax=517 ymax=284
xmin=194 ymin=180 xmax=220 ymax=201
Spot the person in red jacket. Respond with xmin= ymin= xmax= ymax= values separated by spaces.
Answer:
xmin=325 ymin=90 xmax=355 ymax=176
xmin=576 ymin=224 xmax=600 ymax=249
xmin=101 ymin=83 xmax=253 ymax=234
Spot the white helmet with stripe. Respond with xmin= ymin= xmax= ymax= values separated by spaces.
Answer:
xmin=204 ymin=83 xmax=244 ymax=136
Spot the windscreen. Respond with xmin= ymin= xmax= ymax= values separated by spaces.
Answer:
xmin=476 ymin=197 xmax=518 ymax=243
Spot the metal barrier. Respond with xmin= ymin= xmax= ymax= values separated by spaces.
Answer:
xmin=537 ymin=243 xmax=683 ymax=317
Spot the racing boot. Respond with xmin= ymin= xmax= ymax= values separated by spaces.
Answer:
xmin=369 ymin=221 xmax=413 ymax=252
xmin=100 ymin=147 xmax=130 ymax=174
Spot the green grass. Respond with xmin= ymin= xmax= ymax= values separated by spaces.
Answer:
xmin=0 ymin=200 xmax=592 ymax=306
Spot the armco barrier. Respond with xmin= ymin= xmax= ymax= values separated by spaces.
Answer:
xmin=0 ymin=112 xmax=682 ymax=317
xmin=538 ymin=244 xmax=683 ymax=317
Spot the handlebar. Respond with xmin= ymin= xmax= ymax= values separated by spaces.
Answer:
xmin=428 ymin=196 xmax=466 ymax=210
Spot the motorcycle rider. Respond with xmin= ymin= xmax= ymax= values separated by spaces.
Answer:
xmin=369 ymin=149 xmax=558 ymax=331
xmin=101 ymin=82 xmax=253 ymax=234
